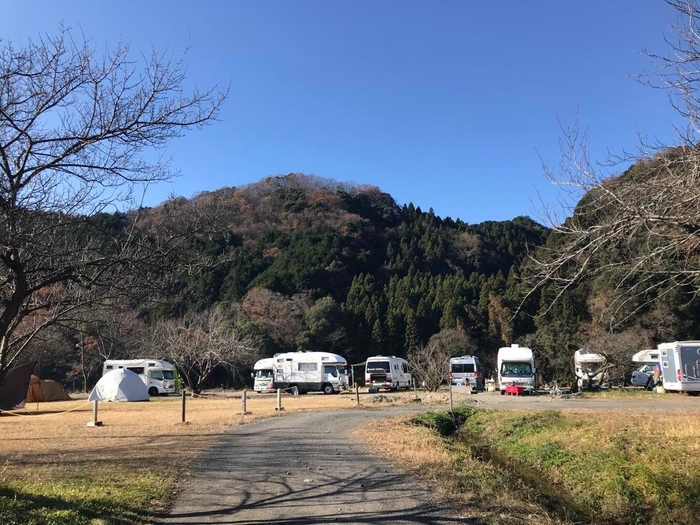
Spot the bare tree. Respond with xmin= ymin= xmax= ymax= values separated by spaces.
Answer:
xmin=0 ymin=28 xmax=227 ymax=379
xmin=149 ymin=306 xmax=260 ymax=393
xmin=407 ymin=329 xmax=475 ymax=391
xmin=525 ymin=1 xmax=700 ymax=326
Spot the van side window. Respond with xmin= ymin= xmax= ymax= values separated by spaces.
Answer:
xmin=150 ymin=370 xmax=164 ymax=380
xmin=298 ymin=363 xmax=317 ymax=371
xmin=127 ymin=367 xmax=144 ymax=375
xmin=106 ymin=365 xmax=112 ymax=370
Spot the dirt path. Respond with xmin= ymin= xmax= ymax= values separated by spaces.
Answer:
xmin=161 ymin=405 xmax=466 ymax=525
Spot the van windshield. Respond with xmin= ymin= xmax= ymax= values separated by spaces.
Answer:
xmin=501 ymin=362 xmax=532 ymax=376
xmin=367 ymin=361 xmax=390 ymax=372
xmin=255 ymin=369 xmax=273 ymax=379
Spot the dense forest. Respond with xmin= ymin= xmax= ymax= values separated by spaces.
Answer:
xmin=26 ymin=166 xmax=700 ymax=391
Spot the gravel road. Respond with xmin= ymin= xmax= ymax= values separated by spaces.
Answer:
xmin=161 ymin=391 xmax=700 ymax=524
xmin=161 ymin=405 xmax=467 ymax=525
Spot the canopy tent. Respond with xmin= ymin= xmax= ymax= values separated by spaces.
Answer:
xmin=88 ymin=368 xmax=149 ymax=402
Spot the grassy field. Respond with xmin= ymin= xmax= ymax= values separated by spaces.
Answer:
xmin=355 ymin=405 xmax=700 ymax=525
xmin=0 ymin=391 xmax=381 ymax=524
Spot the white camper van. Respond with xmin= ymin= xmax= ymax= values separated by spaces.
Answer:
xmin=658 ymin=341 xmax=700 ymax=394
xmin=252 ymin=358 xmax=275 ymax=393
xmin=449 ymin=355 xmax=484 ymax=391
xmin=365 ymin=355 xmax=412 ymax=391
xmin=102 ymin=359 xmax=176 ymax=396
xmin=271 ymin=351 xmax=348 ymax=394
xmin=497 ymin=344 xmax=536 ymax=395
xmin=574 ymin=349 xmax=609 ymax=390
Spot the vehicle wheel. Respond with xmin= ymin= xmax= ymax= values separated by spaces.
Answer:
xmin=322 ymin=383 xmax=334 ymax=395
xmin=500 ymin=389 xmax=505 ymax=396
xmin=148 ymin=387 xmax=159 ymax=396
xmin=290 ymin=385 xmax=299 ymax=396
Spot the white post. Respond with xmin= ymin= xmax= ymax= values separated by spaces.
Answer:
xmin=276 ymin=388 xmax=284 ymax=411
xmin=86 ymin=399 xmax=103 ymax=427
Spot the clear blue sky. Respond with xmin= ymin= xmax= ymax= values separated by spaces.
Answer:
xmin=1 ymin=1 xmax=683 ymax=223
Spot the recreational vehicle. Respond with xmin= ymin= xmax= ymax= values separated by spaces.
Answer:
xmin=574 ymin=349 xmax=609 ymax=390
xmin=102 ymin=359 xmax=176 ymax=396
xmin=252 ymin=358 xmax=275 ymax=393
xmin=631 ymin=349 xmax=661 ymax=388
xmin=658 ymin=341 xmax=700 ymax=394
xmin=271 ymin=351 xmax=348 ymax=394
xmin=497 ymin=344 xmax=536 ymax=395
xmin=449 ymin=355 xmax=484 ymax=391
xmin=365 ymin=355 xmax=412 ymax=391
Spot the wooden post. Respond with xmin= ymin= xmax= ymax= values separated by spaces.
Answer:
xmin=241 ymin=389 xmax=249 ymax=415
xmin=449 ymin=383 xmax=453 ymax=411
xmin=275 ymin=388 xmax=284 ymax=411
xmin=355 ymin=382 xmax=360 ymax=406
xmin=86 ymin=399 xmax=102 ymax=427
xmin=181 ymin=390 xmax=186 ymax=423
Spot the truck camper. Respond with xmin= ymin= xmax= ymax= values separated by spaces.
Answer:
xmin=497 ymin=344 xmax=536 ymax=395
xmin=574 ymin=349 xmax=609 ymax=390
xmin=102 ymin=359 xmax=176 ymax=396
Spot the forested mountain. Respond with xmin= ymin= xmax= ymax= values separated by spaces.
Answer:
xmin=162 ymin=174 xmax=549 ymax=367
xmin=31 ymin=173 xmax=551 ymax=388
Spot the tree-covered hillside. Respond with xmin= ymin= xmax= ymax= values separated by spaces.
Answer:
xmin=30 ymin=173 xmax=550 ymax=389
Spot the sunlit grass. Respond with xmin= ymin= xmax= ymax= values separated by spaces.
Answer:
xmin=356 ymin=406 xmax=700 ymax=525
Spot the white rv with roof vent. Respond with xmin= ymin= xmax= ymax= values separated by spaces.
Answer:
xmin=574 ymin=349 xmax=609 ymax=390
xmin=270 ymin=351 xmax=348 ymax=395
xmin=497 ymin=344 xmax=536 ymax=395
xmin=252 ymin=358 xmax=275 ymax=393
xmin=365 ymin=355 xmax=412 ymax=391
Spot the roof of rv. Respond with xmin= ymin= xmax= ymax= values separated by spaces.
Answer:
xmin=574 ymin=349 xmax=606 ymax=363
xmin=497 ymin=346 xmax=533 ymax=360
xmin=253 ymin=358 xmax=275 ymax=368
xmin=272 ymin=351 xmax=347 ymax=364
xmin=632 ymin=349 xmax=661 ymax=362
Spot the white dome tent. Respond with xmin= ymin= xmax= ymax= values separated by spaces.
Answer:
xmin=88 ymin=368 xmax=149 ymax=402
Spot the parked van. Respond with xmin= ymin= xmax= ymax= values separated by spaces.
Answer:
xmin=574 ymin=349 xmax=609 ymax=390
xmin=365 ymin=355 xmax=412 ymax=391
xmin=658 ymin=341 xmax=700 ymax=394
xmin=103 ymin=359 xmax=176 ymax=396
xmin=497 ymin=344 xmax=536 ymax=395
xmin=449 ymin=356 xmax=484 ymax=391
xmin=271 ymin=351 xmax=348 ymax=394
xmin=252 ymin=358 xmax=275 ymax=393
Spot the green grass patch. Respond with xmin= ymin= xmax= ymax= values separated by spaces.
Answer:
xmin=0 ymin=464 xmax=172 ymax=525
xmin=412 ymin=408 xmax=700 ymax=525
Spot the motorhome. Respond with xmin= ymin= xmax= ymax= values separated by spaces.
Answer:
xmin=449 ymin=355 xmax=484 ymax=391
xmin=271 ymin=351 xmax=349 ymax=394
xmin=365 ymin=355 xmax=412 ymax=391
xmin=102 ymin=359 xmax=176 ymax=396
xmin=658 ymin=341 xmax=700 ymax=394
xmin=574 ymin=349 xmax=609 ymax=390
xmin=497 ymin=344 xmax=536 ymax=395
xmin=252 ymin=358 xmax=275 ymax=393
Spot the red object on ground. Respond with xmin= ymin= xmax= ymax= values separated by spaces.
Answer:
xmin=505 ymin=385 xmax=524 ymax=396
